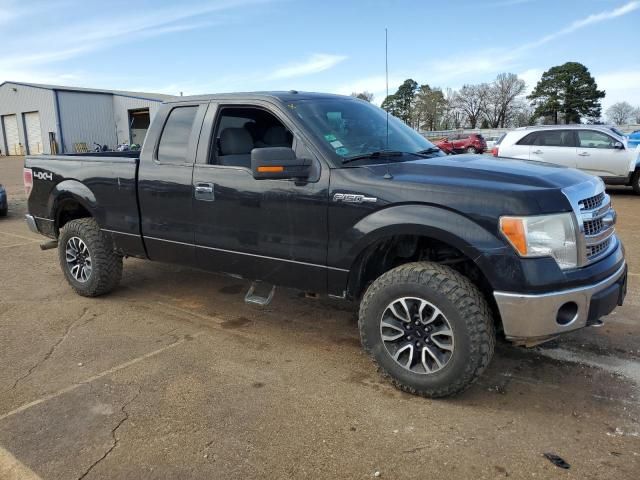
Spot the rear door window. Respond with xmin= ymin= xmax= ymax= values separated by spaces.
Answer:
xmin=533 ymin=130 xmax=575 ymax=147
xmin=157 ymin=106 xmax=199 ymax=163
xmin=516 ymin=132 xmax=537 ymax=145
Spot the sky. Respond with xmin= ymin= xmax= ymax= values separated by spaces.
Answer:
xmin=0 ymin=0 xmax=637 ymax=111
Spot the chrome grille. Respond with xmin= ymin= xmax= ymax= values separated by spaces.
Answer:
xmin=587 ymin=237 xmax=612 ymax=259
xmin=577 ymin=191 xmax=615 ymax=265
xmin=562 ymin=178 xmax=618 ymax=267
xmin=579 ymin=192 xmax=605 ymax=211
xmin=583 ymin=217 xmax=604 ymax=236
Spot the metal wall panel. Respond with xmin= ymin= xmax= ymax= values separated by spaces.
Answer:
xmin=0 ymin=83 xmax=58 ymax=154
xmin=24 ymin=111 xmax=43 ymax=154
xmin=2 ymin=115 xmax=20 ymax=155
xmin=57 ymin=91 xmax=118 ymax=152
xmin=112 ymin=95 xmax=163 ymax=145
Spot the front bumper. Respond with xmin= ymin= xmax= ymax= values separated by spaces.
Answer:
xmin=494 ymin=262 xmax=627 ymax=343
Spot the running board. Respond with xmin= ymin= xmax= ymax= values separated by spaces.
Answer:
xmin=244 ymin=282 xmax=276 ymax=306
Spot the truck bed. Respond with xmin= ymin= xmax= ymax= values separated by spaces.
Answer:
xmin=25 ymin=153 xmax=145 ymax=257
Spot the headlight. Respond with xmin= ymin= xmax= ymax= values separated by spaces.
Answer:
xmin=500 ymin=213 xmax=578 ymax=269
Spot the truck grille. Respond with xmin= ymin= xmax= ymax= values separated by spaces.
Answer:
xmin=577 ymin=191 xmax=615 ymax=264
xmin=579 ymin=192 xmax=605 ymax=211
xmin=587 ymin=237 xmax=612 ymax=259
xmin=583 ymin=217 xmax=604 ymax=236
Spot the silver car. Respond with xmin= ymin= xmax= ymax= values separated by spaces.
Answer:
xmin=495 ymin=125 xmax=640 ymax=194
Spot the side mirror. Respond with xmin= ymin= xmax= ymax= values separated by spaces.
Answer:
xmin=613 ymin=141 xmax=624 ymax=149
xmin=251 ymin=147 xmax=311 ymax=180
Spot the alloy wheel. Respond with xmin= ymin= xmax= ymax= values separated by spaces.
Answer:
xmin=65 ymin=236 xmax=92 ymax=283
xmin=380 ymin=297 xmax=454 ymax=374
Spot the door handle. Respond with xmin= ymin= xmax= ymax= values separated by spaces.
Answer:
xmin=578 ymin=152 xmax=590 ymax=156
xmin=532 ymin=149 xmax=543 ymax=154
xmin=195 ymin=183 xmax=213 ymax=194
xmin=194 ymin=182 xmax=215 ymax=201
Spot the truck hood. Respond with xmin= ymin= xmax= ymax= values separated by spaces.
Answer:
xmin=363 ymin=154 xmax=591 ymax=191
xmin=349 ymin=154 xmax=600 ymax=218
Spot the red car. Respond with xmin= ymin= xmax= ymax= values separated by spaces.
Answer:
xmin=433 ymin=137 xmax=455 ymax=154
xmin=435 ymin=133 xmax=486 ymax=154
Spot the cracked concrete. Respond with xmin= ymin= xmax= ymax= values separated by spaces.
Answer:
xmin=77 ymin=387 xmax=141 ymax=480
xmin=10 ymin=308 xmax=89 ymax=390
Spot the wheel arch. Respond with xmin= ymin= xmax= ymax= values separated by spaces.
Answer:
xmin=48 ymin=180 xmax=100 ymax=236
xmin=342 ymin=205 xmax=507 ymax=301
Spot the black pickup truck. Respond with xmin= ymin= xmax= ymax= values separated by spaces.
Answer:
xmin=24 ymin=92 xmax=627 ymax=397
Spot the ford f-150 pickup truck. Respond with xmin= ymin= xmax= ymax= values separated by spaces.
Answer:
xmin=24 ymin=92 xmax=627 ymax=398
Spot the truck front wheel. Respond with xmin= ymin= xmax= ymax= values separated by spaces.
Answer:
xmin=358 ymin=262 xmax=495 ymax=398
xmin=58 ymin=218 xmax=122 ymax=297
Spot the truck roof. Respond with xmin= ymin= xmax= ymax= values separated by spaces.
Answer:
xmin=165 ymin=91 xmax=352 ymax=104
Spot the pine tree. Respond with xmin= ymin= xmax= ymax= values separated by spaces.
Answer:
xmin=528 ymin=62 xmax=605 ymax=124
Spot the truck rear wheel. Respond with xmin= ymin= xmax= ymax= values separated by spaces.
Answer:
xmin=358 ymin=262 xmax=495 ymax=398
xmin=58 ymin=218 xmax=122 ymax=297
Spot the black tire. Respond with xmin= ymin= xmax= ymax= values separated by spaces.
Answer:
xmin=58 ymin=218 xmax=122 ymax=297
xmin=359 ymin=262 xmax=495 ymax=398
xmin=466 ymin=146 xmax=477 ymax=154
xmin=0 ymin=207 xmax=6 ymax=217
xmin=632 ymin=170 xmax=640 ymax=195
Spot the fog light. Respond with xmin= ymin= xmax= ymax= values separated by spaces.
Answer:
xmin=556 ymin=302 xmax=578 ymax=325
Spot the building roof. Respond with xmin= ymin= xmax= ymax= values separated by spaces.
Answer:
xmin=0 ymin=81 xmax=176 ymax=102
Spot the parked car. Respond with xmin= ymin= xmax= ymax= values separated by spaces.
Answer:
xmin=495 ymin=125 xmax=640 ymax=194
xmin=627 ymin=130 xmax=640 ymax=149
xmin=24 ymin=92 xmax=627 ymax=398
xmin=0 ymin=184 xmax=7 ymax=216
xmin=449 ymin=133 xmax=487 ymax=154
xmin=433 ymin=137 xmax=455 ymax=154
xmin=484 ymin=134 xmax=504 ymax=152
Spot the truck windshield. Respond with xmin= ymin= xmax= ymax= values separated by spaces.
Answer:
xmin=288 ymin=98 xmax=443 ymax=166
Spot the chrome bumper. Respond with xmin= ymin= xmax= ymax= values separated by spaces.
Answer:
xmin=494 ymin=262 xmax=627 ymax=342
xmin=25 ymin=214 xmax=39 ymax=234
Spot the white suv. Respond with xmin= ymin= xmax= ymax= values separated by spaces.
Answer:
xmin=495 ymin=125 xmax=640 ymax=194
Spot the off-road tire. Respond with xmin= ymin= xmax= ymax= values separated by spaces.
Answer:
xmin=359 ymin=262 xmax=495 ymax=398
xmin=58 ymin=218 xmax=122 ymax=297
xmin=632 ymin=169 xmax=640 ymax=195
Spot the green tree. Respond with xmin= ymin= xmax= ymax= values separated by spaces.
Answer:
xmin=414 ymin=85 xmax=447 ymax=131
xmin=381 ymin=94 xmax=402 ymax=118
xmin=382 ymin=79 xmax=418 ymax=125
xmin=528 ymin=62 xmax=605 ymax=124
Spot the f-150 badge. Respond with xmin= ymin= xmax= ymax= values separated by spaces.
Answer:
xmin=333 ymin=193 xmax=377 ymax=204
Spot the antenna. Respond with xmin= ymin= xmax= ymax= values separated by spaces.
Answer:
xmin=385 ymin=27 xmax=389 ymax=151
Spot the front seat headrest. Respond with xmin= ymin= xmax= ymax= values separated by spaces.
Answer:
xmin=220 ymin=128 xmax=254 ymax=155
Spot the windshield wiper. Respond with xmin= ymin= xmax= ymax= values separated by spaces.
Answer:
xmin=342 ymin=150 xmax=429 ymax=165
xmin=416 ymin=147 xmax=441 ymax=155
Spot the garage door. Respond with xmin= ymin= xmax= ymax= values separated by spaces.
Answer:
xmin=2 ymin=114 xmax=21 ymax=156
xmin=24 ymin=112 xmax=43 ymax=154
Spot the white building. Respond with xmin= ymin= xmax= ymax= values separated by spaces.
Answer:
xmin=0 ymin=81 xmax=175 ymax=155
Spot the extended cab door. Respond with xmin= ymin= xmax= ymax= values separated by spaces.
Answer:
xmin=190 ymin=101 xmax=330 ymax=292
xmin=137 ymin=103 xmax=207 ymax=265
xmin=528 ymin=129 xmax=577 ymax=168
xmin=575 ymin=129 xmax=630 ymax=178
